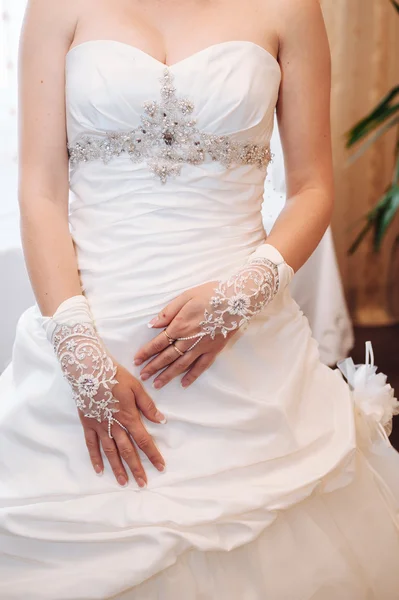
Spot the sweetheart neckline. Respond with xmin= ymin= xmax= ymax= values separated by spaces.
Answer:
xmin=66 ymin=39 xmax=280 ymax=71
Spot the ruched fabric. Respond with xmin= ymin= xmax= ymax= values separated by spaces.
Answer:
xmin=0 ymin=41 xmax=398 ymax=599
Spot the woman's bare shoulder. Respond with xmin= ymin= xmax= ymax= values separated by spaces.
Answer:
xmin=257 ymin=0 xmax=325 ymax=31
xmin=263 ymin=0 xmax=323 ymax=15
xmin=22 ymin=0 xmax=84 ymax=47
xmin=257 ymin=0 xmax=328 ymax=58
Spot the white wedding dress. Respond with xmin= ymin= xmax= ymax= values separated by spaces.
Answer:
xmin=1 ymin=40 xmax=399 ymax=600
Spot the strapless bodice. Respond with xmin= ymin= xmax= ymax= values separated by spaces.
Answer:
xmin=65 ymin=41 xmax=281 ymax=329
xmin=66 ymin=40 xmax=280 ymax=154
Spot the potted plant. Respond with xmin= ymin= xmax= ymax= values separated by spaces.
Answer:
xmin=346 ymin=0 xmax=399 ymax=256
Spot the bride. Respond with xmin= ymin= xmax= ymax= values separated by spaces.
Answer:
xmin=1 ymin=0 xmax=399 ymax=597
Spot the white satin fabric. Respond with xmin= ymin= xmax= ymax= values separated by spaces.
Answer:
xmin=0 ymin=41 xmax=399 ymax=599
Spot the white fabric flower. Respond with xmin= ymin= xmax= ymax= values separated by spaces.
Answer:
xmin=352 ymin=367 xmax=398 ymax=431
xmin=338 ymin=342 xmax=399 ymax=435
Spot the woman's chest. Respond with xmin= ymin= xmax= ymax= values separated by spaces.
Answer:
xmin=72 ymin=0 xmax=279 ymax=65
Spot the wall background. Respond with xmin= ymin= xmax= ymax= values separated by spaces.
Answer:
xmin=321 ymin=0 xmax=399 ymax=325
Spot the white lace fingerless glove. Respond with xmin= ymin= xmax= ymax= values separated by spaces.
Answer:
xmin=178 ymin=244 xmax=294 ymax=350
xmin=201 ymin=244 xmax=293 ymax=338
xmin=42 ymin=296 xmax=124 ymax=438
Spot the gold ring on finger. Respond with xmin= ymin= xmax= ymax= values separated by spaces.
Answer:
xmin=172 ymin=343 xmax=185 ymax=357
xmin=163 ymin=329 xmax=175 ymax=345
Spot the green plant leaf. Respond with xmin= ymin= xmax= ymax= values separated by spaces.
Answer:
xmin=348 ymin=219 xmax=374 ymax=255
xmin=346 ymin=1 xmax=399 ymax=255
xmin=374 ymin=185 xmax=399 ymax=251
xmin=393 ymin=152 xmax=399 ymax=185
xmin=347 ymin=116 xmax=399 ymax=164
xmin=391 ymin=0 xmax=399 ymax=15
xmin=368 ymin=191 xmax=393 ymax=219
xmin=348 ymin=186 xmax=399 ymax=254
xmin=346 ymin=86 xmax=399 ymax=147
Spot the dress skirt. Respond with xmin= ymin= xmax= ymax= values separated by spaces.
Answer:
xmin=0 ymin=288 xmax=399 ymax=599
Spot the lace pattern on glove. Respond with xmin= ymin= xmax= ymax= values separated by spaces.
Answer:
xmin=201 ymin=257 xmax=280 ymax=339
xmin=53 ymin=322 xmax=119 ymax=425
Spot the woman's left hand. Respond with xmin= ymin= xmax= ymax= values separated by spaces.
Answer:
xmin=133 ymin=281 xmax=235 ymax=389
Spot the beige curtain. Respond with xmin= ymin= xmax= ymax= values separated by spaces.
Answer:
xmin=321 ymin=0 xmax=399 ymax=325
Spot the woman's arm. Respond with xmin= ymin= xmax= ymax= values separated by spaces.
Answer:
xmin=18 ymin=0 xmax=81 ymax=316
xmin=133 ymin=0 xmax=334 ymax=387
xmin=266 ymin=0 xmax=334 ymax=272
xmin=18 ymin=1 xmax=166 ymax=485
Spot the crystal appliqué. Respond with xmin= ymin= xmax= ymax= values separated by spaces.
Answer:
xmin=53 ymin=322 xmax=120 ymax=426
xmin=68 ymin=69 xmax=272 ymax=183
xmin=200 ymin=258 xmax=280 ymax=339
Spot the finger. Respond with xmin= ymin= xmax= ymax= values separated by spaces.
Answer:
xmin=135 ymin=320 xmax=194 ymax=368
xmin=99 ymin=431 xmax=129 ymax=487
xmin=84 ymin=428 xmax=104 ymax=476
xmin=147 ymin=291 xmax=191 ymax=330
xmin=128 ymin=413 xmax=166 ymax=473
xmin=112 ymin=427 xmax=147 ymax=488
xmin=134 ymin=382 xmax=167 ymax=424
xmin=135 ymin=298 xmax=203 ymax=367
xmin=181 ymin=353 xmax=216 ymax=388
xmin=139 ymin=343 xmax=189 ymax=381
xmin=152 ymin=351 xmax=197 ymax=390
xmin=134 ymin=330 xmax=171 ymax=367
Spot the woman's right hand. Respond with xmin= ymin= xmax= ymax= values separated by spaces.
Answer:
xmin=43 ymin=295 xmax=167 ymax=489
xmin=81 ymin=364 xmax=167 ymax=488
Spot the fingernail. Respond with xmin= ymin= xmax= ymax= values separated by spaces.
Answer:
xmin=94 ymin=464 xmax=103 ymax=476
xmin=155 ymin=410 xmax=167 ymax=424
xmin=181 ymin=381 xmax=190 ymax=389
xmin=140 ymin=373 xmax=150 ymax=381
xmin=148 ymin=316 xmax=160 ymax=328
xmin=134 ymin=358 xmax=143 ymax=366
xmin=153 ymin=381 xmax=164 ymax=390
xmin=155 ymin=462 xmax=165 ymax=472
xmin=118 ymin=475 xmax=128 ymax=487
xmin=137 ymin=477 xmax=147 ymax=488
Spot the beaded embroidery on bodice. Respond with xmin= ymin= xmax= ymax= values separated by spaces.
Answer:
xmin=68 ymin=69 xmax=273 ymax=183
